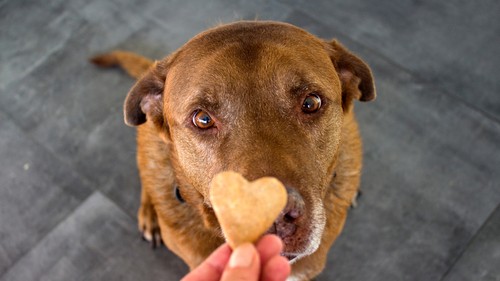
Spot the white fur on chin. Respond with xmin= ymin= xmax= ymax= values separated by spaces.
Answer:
xmin=289 ymin=200 xmax=326 ymax=264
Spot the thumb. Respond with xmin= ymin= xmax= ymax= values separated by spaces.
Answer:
xmin=221 ymin=243 xmax=261 ymax=281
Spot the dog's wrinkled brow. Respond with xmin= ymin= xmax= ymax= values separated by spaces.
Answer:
xmin=278 ymin=70 xmax=324 ymax=97
xmin=289 ymin=81 xmax=321 ymax=96
xmin=185 ymin=90 xmax=221 ymax=113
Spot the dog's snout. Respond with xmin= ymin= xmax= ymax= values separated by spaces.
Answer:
xmin=269 ymin=187 xmax=305 ymax=238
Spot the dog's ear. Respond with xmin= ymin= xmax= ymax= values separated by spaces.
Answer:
xmin=326 ymin=40 xmax=376 ymax=111
xmin=124 ymin=60 xmax=168 ymax=127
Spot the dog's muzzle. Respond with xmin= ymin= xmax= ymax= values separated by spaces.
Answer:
xmin=266 ymin=187 xmax=312 ymax=260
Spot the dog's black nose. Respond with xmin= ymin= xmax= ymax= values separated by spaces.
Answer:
xmin=270 ymin=187 xmax=305 ymax=238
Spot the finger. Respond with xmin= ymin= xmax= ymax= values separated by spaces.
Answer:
xmin=256 ymin=234 xmax=283 ymax=265
xmin=261 ymin=255 xmax=291 ymax=281
xmin=181 ymin=244 xmax=232 ymax=281
xmin=221 ymin=243 xmax=260 ymax=281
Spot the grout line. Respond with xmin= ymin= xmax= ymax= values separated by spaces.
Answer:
xmin=0 ymin=80 xmax=140 ymax=202
xmin=0 ymin=109 xmax=96 ymax=191
xmin=438 ymin=202 xmax=500 ymax=281
xmin=0 ymin=105 xmax=136 ymax=212
xmin=1 ymin=17 xmax=72 ymax=90
xmin=0 ymin=104 xmax=133 ymax=205
xmin=353 ymin=43 xmax=500 ymax=125
xmin=0 ymin=191 xmax=95 ymax=280
xmin=0 ymin=188 xmax=140 ymax=280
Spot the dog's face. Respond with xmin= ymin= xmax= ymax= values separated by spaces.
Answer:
xmin=124 ymin=22 xmax=375 ymax=261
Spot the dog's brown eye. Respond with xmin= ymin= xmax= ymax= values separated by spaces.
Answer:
xmin=192 ymin=110 xmax=215 ymax=129
xmin=302 ymin=93 xmax=322 ymax=113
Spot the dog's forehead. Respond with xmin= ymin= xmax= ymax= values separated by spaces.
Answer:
xmin=167 ymin=21 xmax=338 ymax=97
xmin=164 ymin=21 xmax=341 ymax=125
xmin=184 ymin=21 xmax=324 ymax=54
xmin=170 ymin=21 xmax=332 ymax=74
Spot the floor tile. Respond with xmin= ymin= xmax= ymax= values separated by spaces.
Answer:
xmin=442 ymin=205 xmax=500 ymax=281
xmin=115 ymin=0 xmax=293 ymax=39
xmin=0 ymin=0 xmax=85 ymax=87
xmin=72 ymin=112 xmax=141 ymax=216
xmin=0 ymin=111 xmax=92 ymax=276
xmin=0 ymin=0 xmax=172 ymax=216
xmin=1 ymin=192 xmax=188 ymax=281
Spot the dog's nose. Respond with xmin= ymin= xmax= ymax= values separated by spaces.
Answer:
xmin=269 ymin=187 xmax=305 ymax=238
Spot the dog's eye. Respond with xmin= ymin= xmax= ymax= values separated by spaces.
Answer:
xmin=192 ymin=110 xmax=215 ymax=129
xmin=302 ymin=93 xmax=322 ymax=113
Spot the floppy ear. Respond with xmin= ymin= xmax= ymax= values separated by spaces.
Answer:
xmin=327 ymin=40 xmax=376 ymax=111
xmin=124 ymin=60 xmax=168 ymax=128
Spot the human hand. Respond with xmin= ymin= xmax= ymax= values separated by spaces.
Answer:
xmin=181 ymin=234 xmax=291 ymax=281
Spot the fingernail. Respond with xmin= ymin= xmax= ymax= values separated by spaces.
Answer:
xmin=229 ymin=244 xmax=255 ymax=268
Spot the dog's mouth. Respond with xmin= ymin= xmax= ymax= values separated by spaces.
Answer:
xmin=266 ymin=227 xmax=312 ymax=264
xmin=264 ymin=214 xmax=318 ymax=263
xmin=266 ymin=194 xmax=326 ymax=263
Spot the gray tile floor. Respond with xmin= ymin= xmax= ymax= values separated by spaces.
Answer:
xmin=1 ymin=0 xmax=499 ymax=280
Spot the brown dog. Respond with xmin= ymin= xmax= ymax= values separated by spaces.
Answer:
xmin=92 ymin=21 xmax=375 ymax=280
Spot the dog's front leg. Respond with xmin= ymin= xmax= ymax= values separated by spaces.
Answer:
xmin=138 ymin=186 xmax=162 ymax=248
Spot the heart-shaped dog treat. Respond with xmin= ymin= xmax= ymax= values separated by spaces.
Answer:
xmin=209 ymin=171 xmax=287 ymax=249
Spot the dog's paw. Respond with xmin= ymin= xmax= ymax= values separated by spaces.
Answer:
xmin=350 ymin=190 xmax=362 ymax=209
xmin=138 ymin=203 xmax=163 ymax=248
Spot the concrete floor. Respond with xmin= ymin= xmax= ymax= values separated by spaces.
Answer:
xmin=1 ymin=0 xmax=499 ymax=280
